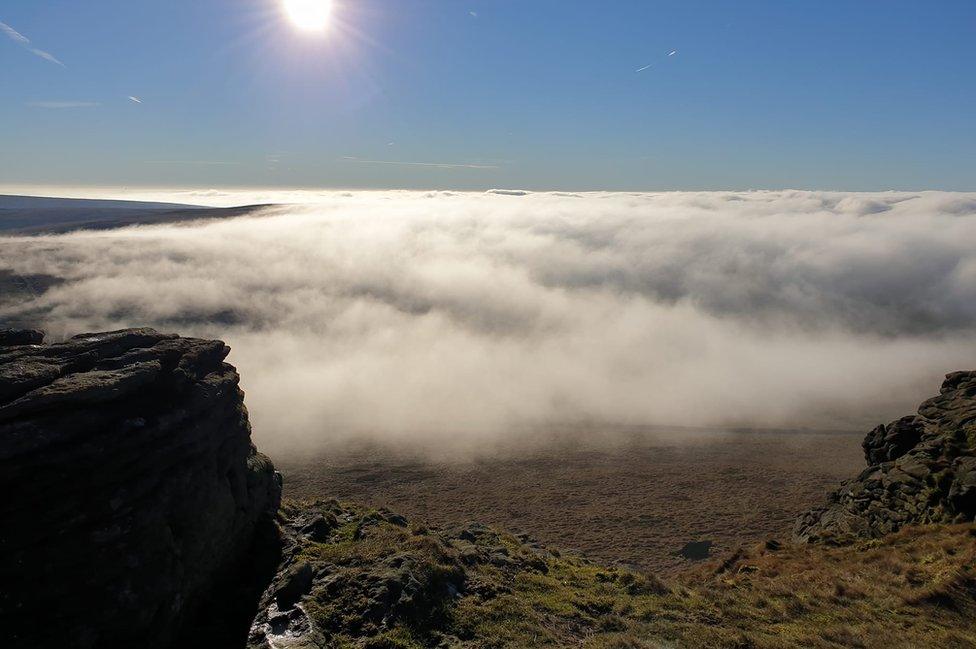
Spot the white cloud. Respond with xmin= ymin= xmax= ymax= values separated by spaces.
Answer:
xmin=1 ymin=190 xmax=975 ymax=454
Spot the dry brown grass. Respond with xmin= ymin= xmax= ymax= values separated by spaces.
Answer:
xmin=665 ymin=524 xmax=976 ymax=648
xmin=285 ymin=500 xmax=976 ymax=648
xmin=279 ymin=430 xmax=863 ymax=575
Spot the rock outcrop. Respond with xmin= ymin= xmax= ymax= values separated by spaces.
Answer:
xmin=0 ymin=328 xmax=282 ymax=649
xmin=795 ymin=371 xmax=976 ymax=543
xmin=246 ymin=501 xmax=564 ymax=649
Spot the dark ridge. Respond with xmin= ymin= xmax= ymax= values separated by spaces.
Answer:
xmin=0 ymin=203 xmax=273 ymax=235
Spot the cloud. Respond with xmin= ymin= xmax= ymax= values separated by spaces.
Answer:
xmin=1 ymin=21 xmax=65 ymax=67
xmin=128 ymin=96 xmax=143 ymax=104
xmin=27 ymin=101 xmax=100 ymax=109
xmin=341 ymin=156 xmax=500 ymax=170
xmin=486 ymin=189 xmax=530 ymax=196
xmin=1 ymin=190 xmax=975 ymax=455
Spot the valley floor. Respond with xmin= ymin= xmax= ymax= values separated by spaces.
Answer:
xmin=277 ymin=429 xmax=863 ymax=575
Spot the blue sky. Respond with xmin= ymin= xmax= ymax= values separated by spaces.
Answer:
xmin=1 ymin=0 xmax=974 ymax=191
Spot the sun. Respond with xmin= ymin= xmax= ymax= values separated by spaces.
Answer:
xmin=282 ymin=0 xmax=333 ymax=32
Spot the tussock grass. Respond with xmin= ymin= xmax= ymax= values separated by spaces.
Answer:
xmin=285 ymin=501 xmax=976 ymax=648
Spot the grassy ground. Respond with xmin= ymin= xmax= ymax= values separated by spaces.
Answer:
xmin=278 ymin=501 xmax=976 ymax=649
xmin=277 ymin=432 xmax=864 ymax=576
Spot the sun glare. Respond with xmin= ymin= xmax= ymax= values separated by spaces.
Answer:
xmin=283 ymin=0 xmax=333 ymax=32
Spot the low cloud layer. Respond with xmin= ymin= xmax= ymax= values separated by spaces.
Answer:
xmin=2 ymin=190 xmax=975 ymax=454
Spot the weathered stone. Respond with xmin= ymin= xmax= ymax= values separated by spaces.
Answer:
xmin=0 ymin=328 xmax=282 ymax=649
xmin=275 ymin=562 xmax=315 ymax=610
xmin=303 ymin=514 xmax=338 ymax=542
xmin=796 ymin=370 xmax=976 ymax=543
xmin=863 ymin=415 xmax=923 ymax=465
xmin=0 ymin=328 xmax=44 ymax=346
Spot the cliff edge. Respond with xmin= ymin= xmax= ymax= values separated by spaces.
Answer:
xmin=0 ymin=328 xmax=282 ymax=648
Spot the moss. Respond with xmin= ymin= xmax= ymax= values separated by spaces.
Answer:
xmin=281 ymin=500 xmax=976 ymax=649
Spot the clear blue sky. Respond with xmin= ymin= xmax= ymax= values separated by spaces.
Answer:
xmin=1 ymin=0 xmax=974 ymax=191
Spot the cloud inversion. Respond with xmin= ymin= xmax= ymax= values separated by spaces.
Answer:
xmin=1 ymin=190 xmax=975 ymax=454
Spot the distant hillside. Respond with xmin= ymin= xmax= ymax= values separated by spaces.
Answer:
xmin=0 ymin=195 xmax=270 ymax=234
xmin=0 ymin=195 xmax=198 ymax=211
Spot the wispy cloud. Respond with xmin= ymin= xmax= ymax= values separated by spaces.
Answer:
xmin=1 ymin=21 xmax=65 ymax=67
xmin=0 ymin=21 xmax=29 ymax=45
xmin=29 ymin=47 xmax=65 ymax=67
xmin=342 ymin=156 xmax=499 ymax=170
xmin=27 ymin=101 xmax=99 ymax=109
xmin=470 ymin=11 xmax=478 ymax=18
xmin=128 ymin=96 xmax=143 ymax=104
xmin=143 ymin=160 xmax=240 ymax=166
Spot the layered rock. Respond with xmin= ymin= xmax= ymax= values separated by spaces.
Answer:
xmin=795 ymin=370 xmax=976 ymax=543
xmin=0 ymin=328 xmax=282 ymax=649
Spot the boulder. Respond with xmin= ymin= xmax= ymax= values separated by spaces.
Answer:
xmin=0 ymin=328 xmax=282 ymax=648
xmin=862 ymin=415 xmax=923 ymax=465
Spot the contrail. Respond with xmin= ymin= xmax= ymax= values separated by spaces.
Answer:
xmin=636 ymin=49 xmax=678 ymax=73
xmin=0 ymin=21 xmax=66 ymax=67
xmin=27 ymin=101 xmax=99 ymax=109
xmin=128 ymin=96 xmax=143 ymax=104
xmin=0 ymin=21 xmax=29 ymax=45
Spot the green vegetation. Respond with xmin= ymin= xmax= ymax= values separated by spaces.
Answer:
xmin=966 ymin=424 xmax=976 ymax=451
xmin=281 ymin=501 xmax=976 ymax=649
